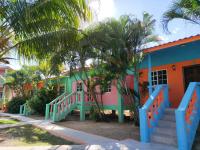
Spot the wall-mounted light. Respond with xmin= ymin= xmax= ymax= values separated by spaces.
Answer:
xmin=171 ymin=64 xmax=176 ymax=71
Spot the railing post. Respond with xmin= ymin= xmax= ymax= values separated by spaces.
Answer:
xmin=23 ymin=104 xmax=26 ymax=116
xmin=19 ymin=105 xmax=23 ymax=114
xmin=45 ymin=104 xmax=50 ymax=120
xmin=80 ymin=91 xmax=85 ymax=121
xmin=175 ymin=110 xmax=188 ymax=150
xmin=139 ymin=108 xmax=149 ymax=142
xmin=196 ymin=85 xmax=200 ymax=118
xmin=52 ymin=104 xmax=58 ymax=122
xmin=163 ymin=85 xmax=169 ymax=107
xmin=76 ymin=92 xmax=78 ymax=104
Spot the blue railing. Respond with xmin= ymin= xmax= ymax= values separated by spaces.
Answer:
xmin=139 ymin=84 xmax=169 ymax=142
xmin=176 ymin=82 xmax=200 ymax=150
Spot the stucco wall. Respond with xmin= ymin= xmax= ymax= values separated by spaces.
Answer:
xmin=139 ymin=58 xmax=200 ymax=108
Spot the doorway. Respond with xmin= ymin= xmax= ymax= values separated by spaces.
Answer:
xmin=184 ymin=65 xmax=200 ymax=90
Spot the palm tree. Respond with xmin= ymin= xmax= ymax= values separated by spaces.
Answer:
xmin=162 ymin=0 xmax=200 ymax=32
xmin=0 ymin=20 xmax=15 ymax=64
xmin=54 ymin=13 xmax=158 ymax=123
xmin=0 ymin=0 xmax=91 ymax=62
xmin=87 ymin=13 xmax=158 ymax=124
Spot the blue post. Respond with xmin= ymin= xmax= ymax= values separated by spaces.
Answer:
xmin=45 ymin=104 xmax=50 ymax=120
xmin=80 ymin=91 xmax=85 ymax=121
xmin=52 ymin=104 xmax=58 ymax=122
xmin=19 ymin=105 xmax=23 ymax=114
xmin=163 ymin=85 xmax=169 ymax=107
xmin=196 ymin=85 xmax=200 ymax=118
xmin=139 ymin=108 xmax=149 ymax=142
xmin=175 ymin=110 xmax=188 ymax=150
xmin=148 ymin=54 xmax=153 ymax=94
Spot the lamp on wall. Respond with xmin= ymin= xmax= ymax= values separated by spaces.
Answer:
xmin=171 ymin=64 xmax=176 ymax=71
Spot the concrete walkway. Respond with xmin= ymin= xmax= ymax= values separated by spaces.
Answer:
xmin=0 ymin=113 xmax=177 ymax=150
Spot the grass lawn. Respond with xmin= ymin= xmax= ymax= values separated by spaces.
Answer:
xmin=0 ymin=125 xmax=76 ymax=146
xmin=0 ymin=119 xmax=19 ymax=124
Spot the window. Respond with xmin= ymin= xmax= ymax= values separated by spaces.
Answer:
xmin=0 ymin=92 xmax=2 ymax=99
xmin=102 ymin=82 xmax=112 ymax=93
xmin=76 ymin=82 xmax=83 ymax=92
xmin=151 ymin=70 xmax=167 ymax=86
xmin=60 ymin=86 xmax=65 ymax=94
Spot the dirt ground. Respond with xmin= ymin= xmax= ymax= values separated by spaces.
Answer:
xmin=29 ymin=111 xmax=140 ymax=141
xmin=57 ymin=116 xmax=139 ymax=140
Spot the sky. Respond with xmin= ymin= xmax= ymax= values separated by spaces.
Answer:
xmin=8 ymin=0 xmax=200 ymax=69
xmin=90 ymin=0 xmax=200 ymax=43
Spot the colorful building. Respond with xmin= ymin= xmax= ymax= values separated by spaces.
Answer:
xmin=0 ymin=65 xmax=13 ymax=110
xmin=44 ymin=70 xmax=134 ymax=123
xmin=139 ymin=35 xmax=200 ymax=149
xmin=42 ymin=35 xmax=200 ymax=125
xmin=139 ymin=34 xmax=200 ymax=107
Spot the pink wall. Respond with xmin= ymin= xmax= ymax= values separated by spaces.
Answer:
xmin=0 ymin=69 xmax=5 ymax=75
xmin=72 ymin=75 xmax=134 ymax=106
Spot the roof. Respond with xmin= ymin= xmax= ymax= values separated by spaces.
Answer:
xmin=0 ymin=64 xmax=13 ymax=70
xmin=144 ymin=34 xmax=200 ymax=53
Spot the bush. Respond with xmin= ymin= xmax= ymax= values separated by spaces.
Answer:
xmin=28 ymin=88 xmax=57 ymax=115
xmin=89 ymin=106 xmax=101 ymax=121
xmin=7 ymin=97 xmax=27 ymax=114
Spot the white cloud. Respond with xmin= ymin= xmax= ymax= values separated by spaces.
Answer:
xmin=89 ymin=0 xmax=116 ymax=21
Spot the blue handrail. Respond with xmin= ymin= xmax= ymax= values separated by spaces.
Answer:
xmin=139 ymin=84 xmax=169 ymax=142
xmin=176 ymin=82 xmax=200 ymax=150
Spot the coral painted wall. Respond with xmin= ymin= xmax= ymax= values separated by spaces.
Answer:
xmin=139 ymin=58 xmax=200 ymax=108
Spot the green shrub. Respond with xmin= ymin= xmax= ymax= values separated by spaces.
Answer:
xmin=7 ymin=97 xmax=27 ymax=114
xmin=89 ymin=106 xmax=100 ymax=121
xmin=28 ymin=88 xmax=57 ymax=115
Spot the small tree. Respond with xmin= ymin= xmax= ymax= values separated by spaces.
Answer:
xmin=5 ymin=65 xmax=41 ymax=97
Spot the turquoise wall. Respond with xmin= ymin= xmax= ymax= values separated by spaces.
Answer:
xmin=139 ymin=40 xmax=200 ymax=69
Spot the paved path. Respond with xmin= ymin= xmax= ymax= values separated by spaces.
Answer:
xmin=0 ymin=113 xmax=177 ymax=150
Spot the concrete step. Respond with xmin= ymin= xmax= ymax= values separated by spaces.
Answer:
xmin=154 ymin=126 xmax=177 ymax=137
xmin=151 ymin=133 xmax=177 ymax=146
xmin=164 ymin=108 xmax=175 ymax=115
xmin=158 ymin=120 xmax=176 ymax=128
xmin=162 ymin=114 xmax=176 ymax=121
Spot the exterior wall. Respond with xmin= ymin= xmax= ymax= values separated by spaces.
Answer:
xmin=139 ymin=58 xmax=200 ymax=108
xmin=139 ymin=40 xmax=200 ymax=108
xmin=71 ymin=75 xmax=134 ymax=109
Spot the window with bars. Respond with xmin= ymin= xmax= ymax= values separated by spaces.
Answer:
xmin=76 ymin=82 xmax=83 ymax=92
xmin=151 ymin=70 xmax=167 ymax=86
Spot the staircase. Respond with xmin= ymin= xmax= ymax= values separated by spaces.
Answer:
xmin=151 ymin=108 xmax=177 ymax=146
xmin=192 ymin=124 xmax=200 ymax=150
xmin=45 ymin=91 xmax=85 ymax=122
xmin=140 ymin=82 xmax=200 ymax=150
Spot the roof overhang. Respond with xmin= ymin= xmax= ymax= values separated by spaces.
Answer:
xmin=143 ymin=34 xmax=200 ymax=54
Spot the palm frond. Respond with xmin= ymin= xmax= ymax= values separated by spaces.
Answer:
xmin=162 ymin=0 xmax=200 ymax=32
